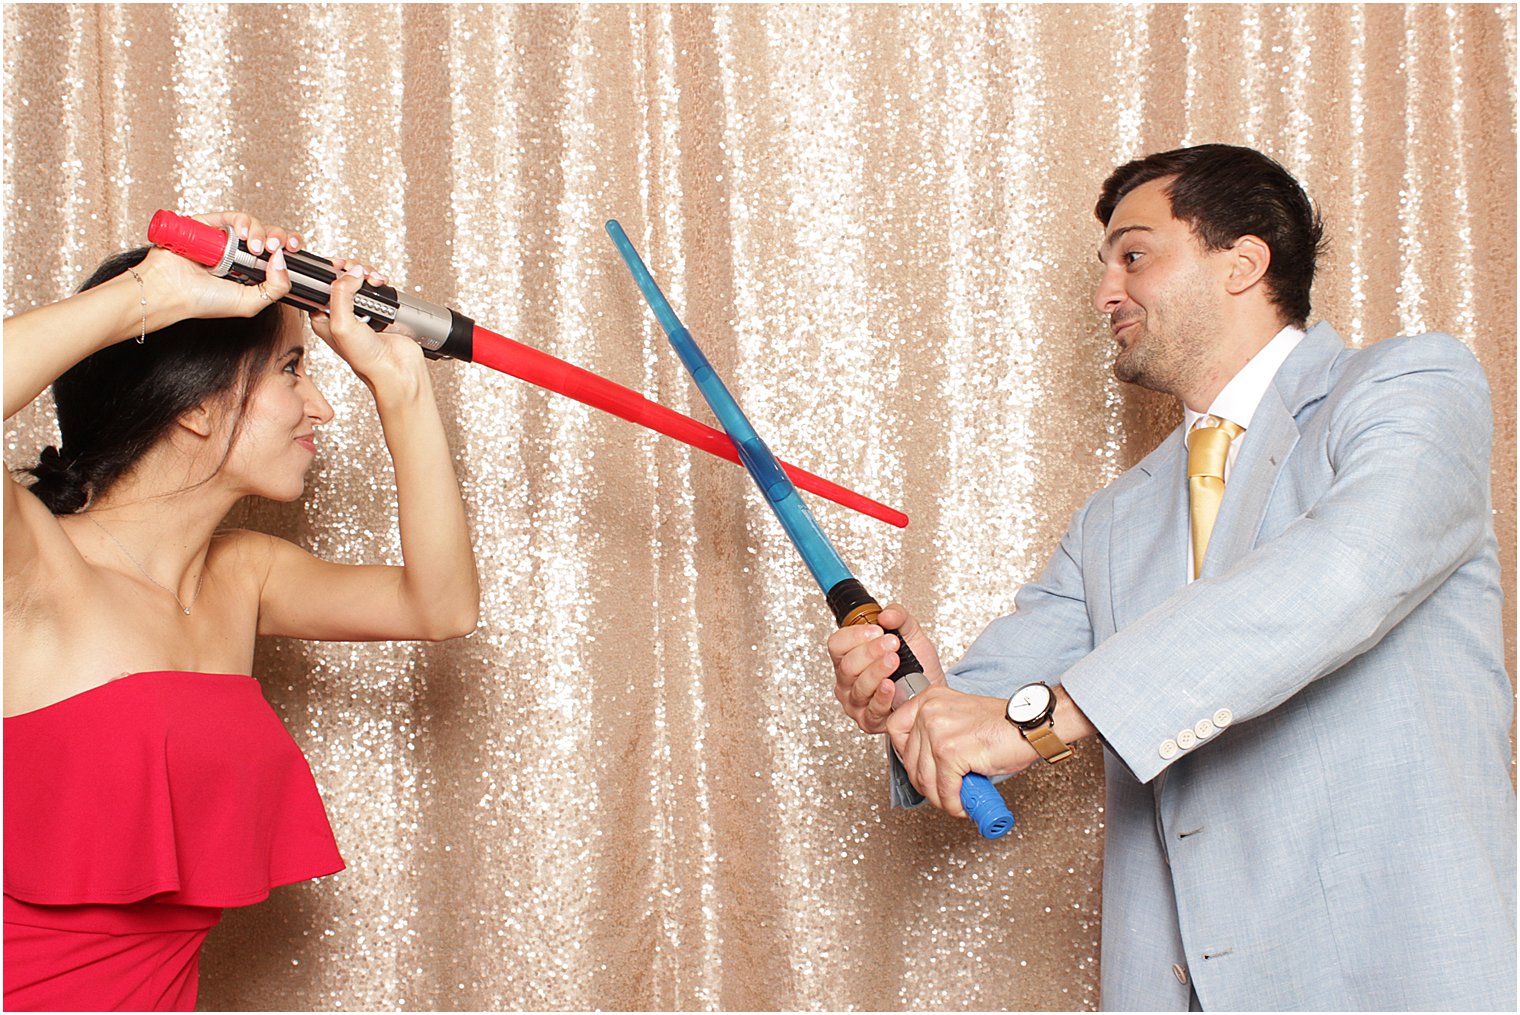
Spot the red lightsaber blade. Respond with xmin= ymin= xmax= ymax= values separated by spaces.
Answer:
xmin=146 ymin=210 xmax=907 ymax=528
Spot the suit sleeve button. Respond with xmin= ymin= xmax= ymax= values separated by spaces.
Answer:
xmin=1177 ymin=729 xmax=1198 ymax=750
xmin=1194 ymin=718 xmax=1216 ymax=739
xmin=1213 ymin=708 xmax=1233 ymax=728
xmin=1160 ymin=739 xmax=1179 ymax=759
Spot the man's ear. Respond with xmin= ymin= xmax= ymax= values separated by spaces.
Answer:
xmin=1226 ymin=234 xmax=1271 ymax=295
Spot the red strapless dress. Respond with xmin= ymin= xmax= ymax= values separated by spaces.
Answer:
xmin=4 ymin=671 xmax=345 ymax=1011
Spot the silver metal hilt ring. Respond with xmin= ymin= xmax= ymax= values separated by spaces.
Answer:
xmin=892 ymin=670 xmax=932 ymax=709
xmin=210 ymin=226 xmax=238 ymax=277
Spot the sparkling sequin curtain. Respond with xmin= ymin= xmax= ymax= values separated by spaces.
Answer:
xmin=4 ymin=4 xmax=1515 ymax=1010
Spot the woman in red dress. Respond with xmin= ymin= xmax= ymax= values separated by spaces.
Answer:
xmin=3 ymin=212 xmax=480 ymax=1010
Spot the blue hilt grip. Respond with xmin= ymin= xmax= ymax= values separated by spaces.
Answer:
xmin=961 ymin=774 xmax=1013 ymax=839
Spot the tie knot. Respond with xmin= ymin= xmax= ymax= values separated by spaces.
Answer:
xmin=1188 ymin=416 xmax=1243 ymax=480
xmin=1191 ymin=414 xmax=1245 ymax=439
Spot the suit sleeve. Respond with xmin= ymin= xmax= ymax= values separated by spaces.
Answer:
xmin=1060 ymin=335 xmax=1495 ymax=784
xmin=886 ymin=499 xmax=1100 ymax=807
xmin=946 ymin=501 xmax=1098 ymax=697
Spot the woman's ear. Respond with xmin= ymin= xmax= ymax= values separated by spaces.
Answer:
xmin=176 ymin=401 xmax=218 ymax=438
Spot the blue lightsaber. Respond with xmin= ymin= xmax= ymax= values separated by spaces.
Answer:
xmin=605 ymin=220 xmax=1013 ymax=840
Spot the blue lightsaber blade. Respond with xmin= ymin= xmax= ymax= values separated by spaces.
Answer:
xmin=606 ymin=220 xmax=1013 ymax=840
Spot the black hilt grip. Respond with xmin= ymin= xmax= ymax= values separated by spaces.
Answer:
xmin=827 ymin=578 xmax=925 ymax=682
xmin=222 ymin=248 xmax=400 ymax=334
xmin=886 ymin=636 xmax=927 ymax=684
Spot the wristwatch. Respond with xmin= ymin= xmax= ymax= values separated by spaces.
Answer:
xmin=1006 ymin=682 xmax=1074 ymax=763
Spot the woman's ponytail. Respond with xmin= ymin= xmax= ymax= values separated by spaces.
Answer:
xmin=25 ymin=445 xmax=91 ymax=514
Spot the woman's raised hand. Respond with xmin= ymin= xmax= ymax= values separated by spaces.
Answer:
xmin=307 ymin=261 xmax=422 ymax=388
xmin=141 ymin=211 xmax=300 ymax=325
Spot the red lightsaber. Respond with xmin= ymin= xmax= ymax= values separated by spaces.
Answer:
xmin=147 ymin=210 xmax=907 ymax=528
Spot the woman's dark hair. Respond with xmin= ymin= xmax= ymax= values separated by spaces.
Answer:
xmin=1095 ymin=144 xmax=1326 ymax=328
xmin=25 ymin=247 xmax=286 ymax=514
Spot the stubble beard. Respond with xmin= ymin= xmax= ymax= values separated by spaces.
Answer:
xmin=1112 ymin=328 xmax=1151 ymax=387
xmin=1110 ymin=278 xmax=1220 ymax=402
xmin=1112 ymin=322 xmax=1186 ymax=397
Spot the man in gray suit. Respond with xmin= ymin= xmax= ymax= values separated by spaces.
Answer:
xmin=829 ymin=145 xmax=1515 ymax=1011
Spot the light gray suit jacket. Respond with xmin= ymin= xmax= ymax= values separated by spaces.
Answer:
xmin=939 ymin=323 xmax=1516 ymax=1010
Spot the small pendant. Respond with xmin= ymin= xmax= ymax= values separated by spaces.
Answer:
xmin=182 ymin=606 xmax=191 ymax=616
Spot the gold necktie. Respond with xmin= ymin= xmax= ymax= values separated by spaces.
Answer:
xmin=1188 ymin=415 xmax=1245 ymax=580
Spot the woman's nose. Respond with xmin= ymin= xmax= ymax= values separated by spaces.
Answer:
xmin=304 ymin=379 xmax=335 ymax=424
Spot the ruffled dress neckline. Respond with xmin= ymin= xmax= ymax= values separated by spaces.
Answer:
xmin=5 ymin=669 xmax=344 ymax=908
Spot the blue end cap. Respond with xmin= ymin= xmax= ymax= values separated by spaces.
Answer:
xmin=960 ymin=773 xmax=1014 ymax=839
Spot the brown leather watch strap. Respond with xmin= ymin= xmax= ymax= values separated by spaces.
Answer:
xmin=1023 ymin=721 xmax=1074 ymax=763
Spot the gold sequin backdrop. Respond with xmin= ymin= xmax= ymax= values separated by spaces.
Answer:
xmin=3 ymin=3 xmax=1515 ymax=1010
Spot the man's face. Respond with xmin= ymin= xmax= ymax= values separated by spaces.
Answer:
xmin=1094 ymin=178 xmax=1233 ymax=401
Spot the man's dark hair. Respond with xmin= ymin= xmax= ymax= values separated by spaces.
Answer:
xmin=1095 ymin=144 xmax=1325 ymax=328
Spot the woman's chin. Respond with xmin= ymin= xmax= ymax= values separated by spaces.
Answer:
xmin=254 ymin=479 xmax=309 ymax=504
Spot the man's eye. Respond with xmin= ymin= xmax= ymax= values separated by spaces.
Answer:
xmin=1124 ymin=250 xmax=1144 ymax=264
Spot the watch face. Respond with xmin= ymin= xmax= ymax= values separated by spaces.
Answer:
xmin=1007 ymin=683 xmax=1054 ymax=725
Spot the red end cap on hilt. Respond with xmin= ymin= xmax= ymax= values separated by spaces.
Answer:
xmin=147 ymin=209 xmax=230 ymax=269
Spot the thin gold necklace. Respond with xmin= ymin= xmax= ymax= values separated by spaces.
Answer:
xmin=84 ymin=513 xmax=205 ymax=615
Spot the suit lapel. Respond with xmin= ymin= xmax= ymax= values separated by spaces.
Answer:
xmin=1109 ymin=428 xmax=1190 ymax=631
xmin=1200 ymin=323 xmax=1344 ymax=578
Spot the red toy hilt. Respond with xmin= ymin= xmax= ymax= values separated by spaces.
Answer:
xmin=148 ymin=209 xmax=472 ymax=359
xmin=147 ymin=209 xmax=235 ymax=270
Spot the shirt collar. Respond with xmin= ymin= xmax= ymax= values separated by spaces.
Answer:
xmin=1184 ymin=325 xmax=1306 ymax=433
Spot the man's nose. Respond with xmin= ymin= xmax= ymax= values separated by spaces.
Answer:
xmin=1093 ymin=267 xmax=1124 ymax=315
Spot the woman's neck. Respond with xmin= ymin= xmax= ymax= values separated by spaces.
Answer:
xmin=73 ymin=468 xmax=239 ymax=589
